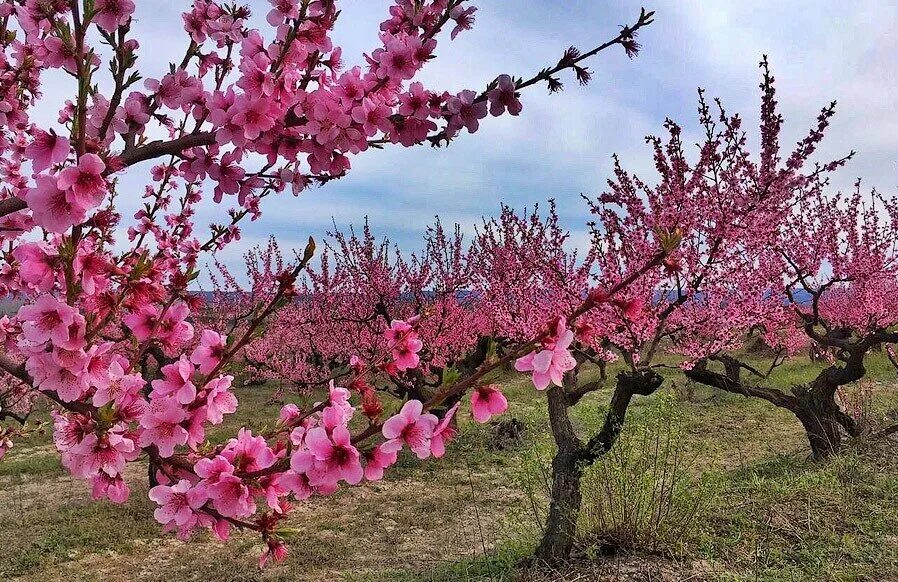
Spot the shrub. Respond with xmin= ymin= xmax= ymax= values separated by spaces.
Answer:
xmin=577 ymin=396 xmax=716 ymax=555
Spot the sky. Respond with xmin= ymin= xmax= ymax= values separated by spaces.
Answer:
xmin=34 ymin=1 xmax=898 ymax=285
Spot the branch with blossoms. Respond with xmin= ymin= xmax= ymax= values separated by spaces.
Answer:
xmin=0 ymin=0 xmax=660 ymax=568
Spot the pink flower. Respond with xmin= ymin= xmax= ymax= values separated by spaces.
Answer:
xmin=470 ymin=384 xmax=508 ymax=423
xmin=488 ymin=75 xmax=523 ymax=117
xmin=384 ymin=319 xmax=423 ymax=371
xmin=259 ymin=539 xmax=289 ymax=569
xmin=91 ymin=473 xmax=130 ymax=503
xmin=93 ymin=360 xmax=145 ymax=407
xmin=17 ymin=295 xmax=79 ymax=346
xmin=397 ymin=82 xmax=432 ymax=120
xmin=202 ymin=375 xmax=238 ymax=424
xmin=207 ymin=473 xmax=256 ymax=518
xmin=123 ymin=305 xmax=159 ymax=341
xmin=149 ymin=480 xmax=209 ymax=527
xmin=449 ymin=5 xmax=477 ymax=39
xmin=321 ymin=381 xmax=354 ymax=429
xmin=381 ymin=399 xmax=437 ymax=459
xmin=12 ymin=242 xmax=58 ymax=292
xmin=446 ymin=90 xmax=487 ymax=134
xmin=71 ymin=430 xmax=136 ymax=477
xmin=25 ymin=129 xmax=70 ymax=172
xmin=302 ymin=426 xmax=364 ymax=487
xmin=151 ymin=357 xmax=197 ymax=405
xmin=222 ymin=428 xmax=276 ymax=473
xmin=93 ymin=0 xmax=135 ymax=33
xmin=375 ymin=35 xmax=417 ymax=80
xmin=430 ymin=402 xmax=460 ymax=458
xmin=139 ymin=396 xmax=189 ymax=457
xmin=190 ymin=329 xmax=227 ymax=374
xmin=157 ymin=302 xmax=195 ymax=348
xmin=613 ymin=297 xmax=645 ymax=321
xmin=195 ymin=455 xmax=235 ymax=484
xmin=56 ymin=153 xmax=107 ymax=210
xmin=363 ymin=444 xmax=398 ymax=481
xmin=515 ymin=319 xmax=577 ymax=390
xmin=231 ymin=96 xmax=276 ymax=141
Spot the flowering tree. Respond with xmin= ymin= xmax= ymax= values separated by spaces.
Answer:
xmin=475 ymin=63 xmax=848 ymax=563
xmin=212 ymin=220 xmax=490 ymax=406
xmin=683 ymin=184 xmax=898 ymax=458
xmin=0 ymin=0 xmax=656 ymax=565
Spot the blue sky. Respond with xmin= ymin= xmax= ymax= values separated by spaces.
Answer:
xmin=34 ymin=1 xmax=898 ymax=284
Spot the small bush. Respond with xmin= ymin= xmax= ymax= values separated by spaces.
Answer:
xmin=577 ymin=396 xmax=716 ymax=555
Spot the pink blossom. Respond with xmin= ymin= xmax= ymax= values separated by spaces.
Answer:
xmin=17 ymin=295 xmax=79 ymax=346
xmin=91 ymin=473 xmax=130 ymax=503
xmin=12 ymin=242 xmax=58 ymax=292
xmin=446 ymin=90 xmax=487 ymax=134
xmin=222 ymin=428 xmax=276 ymax=473
xmin=24 ymin=129 xmax=70 ymax=172
xmin=302 ymin=425 xmax=364 ymax=486
xmin=123 ymin=305 xmax=159 ymax=341
xmin=259 ymin=539 xmax=289 ymax=569
xmin=384 ymin=319 xmax=423 ymax=371
xmin=56 ymin=153 xmax=107 ymax=210
xmin=488 ymin=74 xmax=523 ymax=117
xmin=93 ymin=0 xmax=135 ymax=33
xmin=375 ymin=35 xmax=417 ymax=80
xmin=381 ymin=399 xmax=437 ymax=459
xmin=93 ymin=360 xmax=145 ymax=407
xmin=202 ymin=375 xmax=238 ymax=424
xmin=190 ymin=329 xmax=227 ymax=374
xmin=139 ymin=396 xmax=189 ymax=457
xmin=515 ymin=320 xmax=577 ymax=390
xmin=149 ymin=480 xmax=209 ymax=528
xmin=470 ymin=384 xmax=508 ymax=423
xmin=151 ymin=357 xmax=197 ymax=405
xmin=449 ymin=5 xmax=477 ymax=39
xmin=430 ymin=402 xmax=460 ymax=458
xmin=363 ymin=444 xmax=398 ymax=481
xmin=71 ymin=430 xmax=137 ymax=478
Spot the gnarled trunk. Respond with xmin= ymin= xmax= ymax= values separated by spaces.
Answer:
xmin=685 ymin=356 xmax=866 ymax=460
xmin=535 ymin=446 xmax=584 ymax=563
xmin=534 ymin=369 xmax=663 ymax=564
xmin=535 ymin=384 xmax=583 ymax=564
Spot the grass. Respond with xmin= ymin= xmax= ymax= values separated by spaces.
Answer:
xmin=1 ymin=352 xmax=897 ymax=580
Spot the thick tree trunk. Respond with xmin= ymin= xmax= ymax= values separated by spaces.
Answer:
xmin=686 ymin=356 xmax=866 ymax=459
xmin=795 ymin=405 xmax=843 ymax=459
xmin=535 ymin=384 xmax=583 ymax=564
xmin=534 ymin=369 xmax=663 ymax=565
xmin=534 ymin=447 xmax=584 ymax=563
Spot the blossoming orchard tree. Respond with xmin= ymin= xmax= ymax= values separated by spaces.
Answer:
xmin=0 ymin=0 xmax=660 ymax=566
xmin=211 ymin=221 xmax=491 ymax=405
xmin=683 ymin=184 xmax=898 ymax=459
xmin=470 ymin=63 xmax=853 ymax=563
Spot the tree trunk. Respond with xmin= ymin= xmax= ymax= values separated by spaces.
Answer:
xmin=534 ymin=369 xmax=664 ymax=564
xmin=534 ymin=448 xmax=584 ymax=563
xmin=535 ymin=383 xmax=584 ymax=564
xmin=795 ymin=405 xmax=842 ymax=459
xmin=686 ymin=357 xmax=866 ymax=459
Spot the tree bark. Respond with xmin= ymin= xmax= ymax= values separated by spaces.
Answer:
xmin=535 ymin=383 xmax=584 ymax=564
xmin=685 ymin=356 xmax=867 ymax=459
xmin=534 ymin=368 xmax=664 ymax=564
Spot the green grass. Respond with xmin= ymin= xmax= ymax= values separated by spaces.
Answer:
xmin=1 ymin=353 xmax=897 ymax=581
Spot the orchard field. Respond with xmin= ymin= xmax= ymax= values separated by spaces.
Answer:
xmin=1 ymin=1 xmax=898 ymax=581
xmin=3 ymin=352 xmax=898 ymax=581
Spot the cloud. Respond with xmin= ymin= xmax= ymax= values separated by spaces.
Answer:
xmin=24 ymin=1 xmax=898 ymax=285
